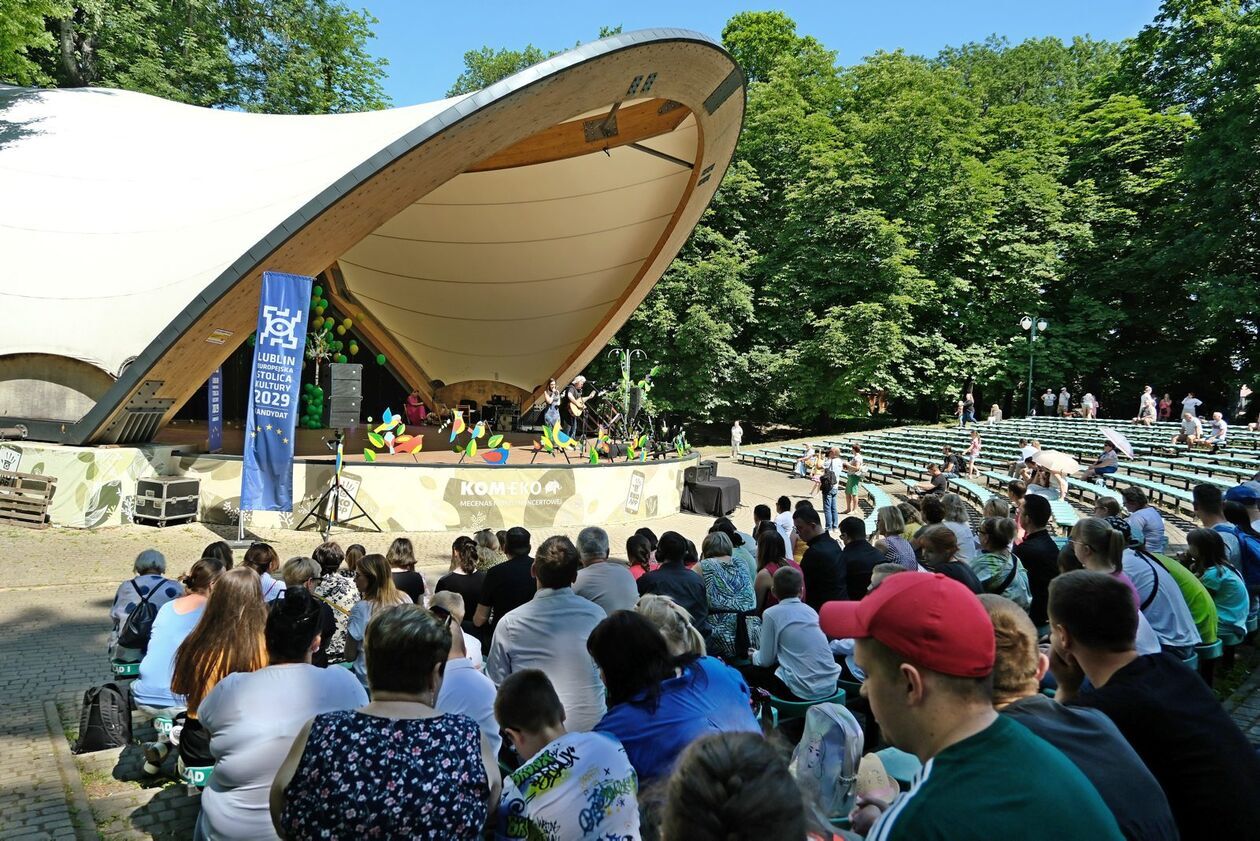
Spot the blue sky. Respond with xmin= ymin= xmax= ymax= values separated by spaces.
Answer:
xmin=361 ymin=1 xmax=1163 ymax=105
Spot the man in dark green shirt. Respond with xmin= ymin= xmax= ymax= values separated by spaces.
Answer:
xmin=820 ymin=573 xmax=1123 ymax=841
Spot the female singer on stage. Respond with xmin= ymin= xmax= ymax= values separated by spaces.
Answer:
xmin=543 ymin=378 xmax=562 ymax=428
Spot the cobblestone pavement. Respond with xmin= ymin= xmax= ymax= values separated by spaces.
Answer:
xmin=1 ymin=454 xmax=1257 ymax=838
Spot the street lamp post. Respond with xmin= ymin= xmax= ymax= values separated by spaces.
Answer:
xmin=1020 ymin=315 xmax=1048 ymax=417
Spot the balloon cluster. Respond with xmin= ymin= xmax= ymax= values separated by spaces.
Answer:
xmin=300 ymin=383 xmax=324 ymax=429
xmin=305 ymin=287 xmax=374 ymax=365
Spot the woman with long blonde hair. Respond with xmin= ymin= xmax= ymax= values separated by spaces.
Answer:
xmin=345 ymin=553 xmax=412 ymax=688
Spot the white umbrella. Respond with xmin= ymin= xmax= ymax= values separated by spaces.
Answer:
xmin=1032 ymin=449 xmax=1083 ymax=474
xmin=1101 ymin=427 xmax=1134 ymax=459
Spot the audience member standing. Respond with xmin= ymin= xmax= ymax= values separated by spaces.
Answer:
xmin=271 ymin=606 xmax=499 ymax=840
xmin=729 ymin=420 xmax=743 ymax=459
xmin=1048 ymin=571 xmax=1260 ymax=840
xmin=486 ymin=536 xmax=606 ymax=732
xmin=1181 ymin=391 xmax=1203 ymax=418
xmin=494 ymin=670 xmax=639 ymax=840
xmin=820 ymin=573 xmax=1124 ymax=841
xmin=1057 ymin=387 xmax=1070 ymax=416
xmin=573 ymin=526 xmax=638 ymax=616
xmin=474 ymin=527 xmax=535 ymax=638
xmin=1041 ymin=389 xmax=1056 ymax=415
xmin=1081 ymin=391 xmax=1097 ymax=419
xmin=1158 ymin=392 xmax=1173 ymax=421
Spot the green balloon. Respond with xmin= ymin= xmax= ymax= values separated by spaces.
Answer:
xmin=313 ymin=285 xmax=323 ymax=297
xmin=375 ymin=354 xmax=387 ymax=365
xmin=319 ymin=298 xmax=329 ymax=310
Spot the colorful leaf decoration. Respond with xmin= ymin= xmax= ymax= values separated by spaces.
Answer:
xmin=395 ymin=434 xmax=412 ymax=443
xmin=588 ymin=446 xmax=599 ymax=465
xmin=382 ymin=407 xmax=394 ymax=425
xmin=367 ymin=431 xmax=385 ymax=448
xmin=465 ymin=440 xmax=477 ymax=459
xmin=487 ymin=434 xmax=504 ymax=449
xmin=363 ymin=449 xmax=377 ymax=463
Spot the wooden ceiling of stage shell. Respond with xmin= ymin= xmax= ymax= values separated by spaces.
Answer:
xmin=1 ymin=30 xmax=744 ymax=445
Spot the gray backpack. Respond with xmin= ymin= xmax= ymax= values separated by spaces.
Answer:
xmin=789 ymin=702 xmax=864 ymax=821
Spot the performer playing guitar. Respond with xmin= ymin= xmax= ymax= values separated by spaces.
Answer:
xmin=565 ymin=376 xmax=594 ymax=439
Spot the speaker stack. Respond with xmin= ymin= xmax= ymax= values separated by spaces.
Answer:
xmin=320 ymin=363 xmax=362 ymax=429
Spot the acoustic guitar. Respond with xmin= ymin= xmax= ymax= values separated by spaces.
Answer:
xmin=566 ymin=388 xmax=604 ymax=417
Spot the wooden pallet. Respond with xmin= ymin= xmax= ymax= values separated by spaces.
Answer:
xmin=0 ymin=471 xmax=56 ymax=529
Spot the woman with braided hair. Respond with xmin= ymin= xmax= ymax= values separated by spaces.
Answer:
xmin=661 ymin=732 xmax=808 ymax=841
xmin=196 ymin=587 xmax=366 ymax=840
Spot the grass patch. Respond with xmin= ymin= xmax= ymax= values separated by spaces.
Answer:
xmin=1215 ymin=644 xmax=1259 ymax=703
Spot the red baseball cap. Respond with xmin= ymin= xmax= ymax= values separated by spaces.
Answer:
xmin=819 ymin=573 xmax=995 ymax=678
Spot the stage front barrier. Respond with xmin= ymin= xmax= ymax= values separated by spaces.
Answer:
xmin=182 ymin=453 xmax=696 ymax=531
xmin=0 ymin=440 xmax=695 ymax=531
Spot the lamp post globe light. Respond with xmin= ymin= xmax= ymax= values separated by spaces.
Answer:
xmin=1021 ymin=316 xmax=1048 ymax=417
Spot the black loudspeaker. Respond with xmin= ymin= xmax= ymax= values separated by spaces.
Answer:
xmin=320 ymin=363 xmax=362 ymax=428
xmin=685 ymin=460 xmax=717 ymax=484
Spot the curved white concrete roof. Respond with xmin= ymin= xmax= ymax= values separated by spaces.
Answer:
xmin=0 ymin=29 xmax=744 ymax=443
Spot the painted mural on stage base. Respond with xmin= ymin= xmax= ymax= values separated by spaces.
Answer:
xmin=0 ymin=440 xmax=691 ymax=531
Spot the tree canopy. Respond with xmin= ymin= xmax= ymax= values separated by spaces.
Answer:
xmin=2 ymin=0 xmax=388 ymax=113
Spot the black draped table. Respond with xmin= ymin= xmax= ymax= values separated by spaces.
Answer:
xmin=681 ymin=477 xmax=741 ymax=516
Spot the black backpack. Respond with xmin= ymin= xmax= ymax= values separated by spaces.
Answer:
xmin=819 ymin=461 xmax=837 ymax=495
xmin=116 ymin=578 xmax=161 ymax=653
xmin=73 ymin=682 xmax=132 ymax=754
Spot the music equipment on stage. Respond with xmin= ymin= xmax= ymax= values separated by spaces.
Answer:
xmin=320 ymin=363 xmax=362 ymax=428
xmin=684 ymin=460 xmax=717 ymax=484
xmin=134 ymin=477 xmax=200 ymax=527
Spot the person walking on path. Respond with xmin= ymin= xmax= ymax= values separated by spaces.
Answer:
xmin=730 ymin=420 xmax=743 ymax=459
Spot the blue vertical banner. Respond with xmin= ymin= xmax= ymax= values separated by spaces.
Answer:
xmin=240 ymin=271 xmax=313 ymax=511
xmin=207 ymin=367 xmax=223 ymax=453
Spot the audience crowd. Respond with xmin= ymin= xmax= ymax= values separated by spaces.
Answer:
xmin=103 ymin=461 xmax=1260 ymax=840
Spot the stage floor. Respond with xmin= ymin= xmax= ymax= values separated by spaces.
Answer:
xmin=155 ymin=419 xmax=576 ymax=465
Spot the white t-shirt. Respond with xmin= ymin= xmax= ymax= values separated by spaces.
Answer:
xmin=198 ymin=664 xmax=368 ymax=840
xmin=1121 ymin=549 xmax=1200 ymax=649
xmin=945 ymin=521 xmax=978 ymax=562
xmin=464 ymin=629 xmax=484 ymax=670
xmin=435 ymin=657 xmax=500 ymax=756
xmin=1082 ymin=393 xmax=1096 ymax=408
xmin=1058 ymin=391 xmax=1070 ymax=406
xmin=1182 ymin=396 xmax=1202 ymax=415
xmin=731 ymin=424 xmax=743 ymax=444
xmin=1126 ymin=507 xmax=1166 ymax=554
xmin=1042 ymin=393 xmax=1056 ymax=407
xmin=774 ymin=510 xmax=794 ymax=557
xmin=497 ymin=731 xmax=639 ymax=840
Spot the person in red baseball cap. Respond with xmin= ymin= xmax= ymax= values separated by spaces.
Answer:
xmin=819 ymin=573 xmax=1123 ymax=841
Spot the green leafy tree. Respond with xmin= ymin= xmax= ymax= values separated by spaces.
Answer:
xmin=0 ymin=0 xmax=71 ymax=84
xmin=446 ymin=44 xmax=555 ymax=96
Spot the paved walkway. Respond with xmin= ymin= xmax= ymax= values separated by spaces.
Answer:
xmin=1 ymin=454 xmax=1257 ymax=838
